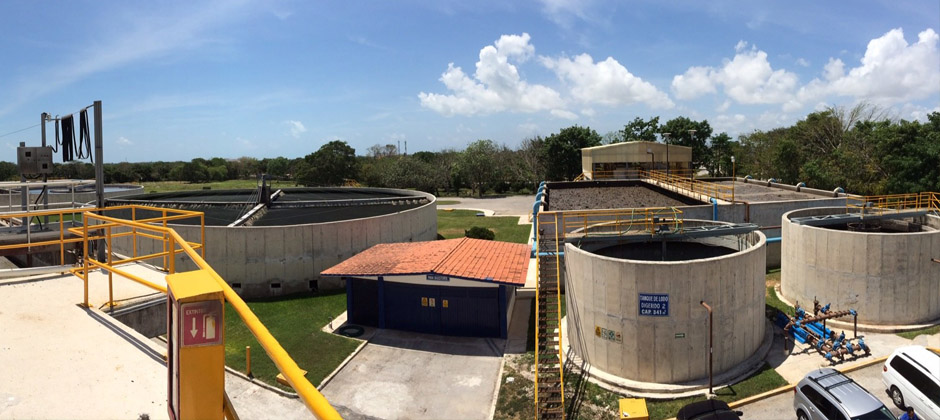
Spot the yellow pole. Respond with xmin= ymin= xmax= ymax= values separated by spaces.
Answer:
xmin=132 ymin=207 xmax=137 ymax=258
xmin=59 ymin=211 xmax=64 ymax=265
xmin=83 ymin=214 xmax=89 ymax=308
xmin=107 ymin=226 xmax=113 ymax=311
xmin=246 ymin=346 xmax=252 ymax=377
xmin=162 ymin=209 xmax=168 ymax=269
xmin=200 ymin=214 xmax=206 ymax=259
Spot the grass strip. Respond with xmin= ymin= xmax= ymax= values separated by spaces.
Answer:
xmin=223 ymin=291 xmax=360 ymax=391
xmin=437 ymin=209 xmax=531 ymax=244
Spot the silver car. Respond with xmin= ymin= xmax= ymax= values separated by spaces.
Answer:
xmin=794 ymin=368 xmax=896 ymax=420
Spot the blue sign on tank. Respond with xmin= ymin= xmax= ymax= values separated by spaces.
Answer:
xmin=638 ymin=293 xmax=669 ymax=316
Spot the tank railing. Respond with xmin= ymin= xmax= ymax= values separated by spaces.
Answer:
xmin=846 ymin=192 xmax=940 ymax=216
xmin=73 ymin=211 xmax=341 ymax=420
xmin=0 ymin=204 xmax=205 ymax=267
xmin=640 ymin=170 xmax=734 ymax=202
xmin=558 ymin=207 xmax=684 ymax=238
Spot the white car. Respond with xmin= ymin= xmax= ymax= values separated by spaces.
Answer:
xmin=882 ymin=345 xmax=940 ymax=419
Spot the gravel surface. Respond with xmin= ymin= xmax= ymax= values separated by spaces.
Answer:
xmin=548 ymin=185 xmax=690 ymax=210
xmin=715 ymin=181 xmax=825 ymax=201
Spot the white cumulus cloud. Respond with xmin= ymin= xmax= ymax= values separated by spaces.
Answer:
xmin=117 ymin=136 xmax=133 ymax=146
xmin=674 ymin=28 xmax=940 ymax=114
xmin=418 ymin=33 xmax=565 ymax=117
xmin=814 ymin=28 xmax=940 ymax=103
xmin=672 ymin=42 xmax=799 ymax=105
xmin=286 ymin=120 xmax=306 ymax=138
xmin=542 ymin=54 xmax=674 ymax=109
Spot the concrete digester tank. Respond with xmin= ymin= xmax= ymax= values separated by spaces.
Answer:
xmin=564 ymin=220 xmax=766 ymax=384
xmin=107 ymin=187 xmax=437 ymax=298
xmin=781 ymin=207 xmax=940 ymax=325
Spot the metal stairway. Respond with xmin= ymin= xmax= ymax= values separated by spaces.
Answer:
xmin=535 ymin=212 xmax=565 ymax=419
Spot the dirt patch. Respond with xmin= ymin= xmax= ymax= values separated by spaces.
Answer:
xmin=549 ymin=186 xmax=690 ymax=211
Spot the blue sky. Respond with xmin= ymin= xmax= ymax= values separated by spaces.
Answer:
xmin=0 ymin=0 xmax=938 ymax=163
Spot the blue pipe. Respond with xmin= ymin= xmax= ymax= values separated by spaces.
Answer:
xmin=710 ymin=197 xmax=718 ymax=221
xmin=766 ymin=237 xmax=781 ymax=243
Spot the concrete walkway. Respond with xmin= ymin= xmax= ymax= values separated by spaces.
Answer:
xmin=437 ymin=195 xmax=536 ymax=219
xmin=321 ymin=329 xmax=504 ymax=420
xmin=0 ymin=267 xmax=169 ymax=419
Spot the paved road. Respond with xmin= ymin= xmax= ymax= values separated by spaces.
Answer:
xmin=320 ymin=329 xmax=504 ymax=420
xmin=739 ymin=363 xmax=904 ymax=419
xmin=437 ymin=195 xmax=536 ymax=217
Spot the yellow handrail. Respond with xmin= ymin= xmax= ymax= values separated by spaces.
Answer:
xmin=641 ymin=169 xmax=734 ymax=202
xmin=847 ymin=192 xmax=940 ymax=215
xmin=77 ymin=211 xmax=341 ymax=420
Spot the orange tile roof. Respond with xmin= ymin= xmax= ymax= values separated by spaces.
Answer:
xmin=321 ymin=237 xmax=530 ymax=285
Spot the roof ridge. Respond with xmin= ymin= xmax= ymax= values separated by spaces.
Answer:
xmin=432 ymin=237 xmax=468 ymax=273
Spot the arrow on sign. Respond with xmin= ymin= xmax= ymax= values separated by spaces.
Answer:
xmin=191 ymin=317 xmax=198 ymax=338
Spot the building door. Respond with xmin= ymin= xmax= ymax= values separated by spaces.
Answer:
xmin=384 ymin=282 xmax=441 ymax=335
xmin=440 ymin=286 xmax=499 ymax=337
xmin=348 ymin=278 xmax=379 ymax=327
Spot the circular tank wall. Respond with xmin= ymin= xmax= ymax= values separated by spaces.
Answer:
xmin=781 ymin=207 xmax=940 ymax=325
xmin=564 ymin=220 xmax=766 ymax=384
xmin=108 ymin=187 xmax=437 ymax=298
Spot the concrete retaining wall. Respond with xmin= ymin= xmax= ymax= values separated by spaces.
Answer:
xmin=565 ymin=221 xmax=766 ymax=383
xmin=781 ymin=208 xmax=940 ymax=325
xmin=111 ymin=189 xmax=438 ymax=298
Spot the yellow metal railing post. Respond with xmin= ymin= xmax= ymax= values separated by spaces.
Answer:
xmin=201 ymin=214 xmax=206 ymax=259
xmin=169 ymin=239 xmax=176 ymax=274
xmin=82 ymin=214 xmax=89 ymax=308
xmin=107 ymin=225 xmax=114 ymax=311
xmin=162 ymin=209 xmax=168 ymax=269
xmin=132 ymin=207 xmax=138 ymax=259
xmin=59 ymin=212 xmax=65 ymax=265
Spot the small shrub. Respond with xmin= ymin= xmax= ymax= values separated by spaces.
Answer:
xmin=465 ymin=226 xmax=496 ymax=240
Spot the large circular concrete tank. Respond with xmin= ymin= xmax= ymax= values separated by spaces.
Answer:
xmin=564 ymin=220 xmax=766 ymax=384
xmin=107 ymin=187 xmax=437 ymax=298
xmin=781 ymin=207 xmax=940 ymax=325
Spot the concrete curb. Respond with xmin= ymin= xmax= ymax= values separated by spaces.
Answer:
xmin=726 ymin=355 xmax=888 ymax=409
xmin=225 ymin=366 xmax=300 ymax=398
xmin=489 ymin=355 xmax=508 ymax=420
xmin=438 ymin=206 xmax=495 ymax=217
xmin=316 ymin=339 xmax=369 ymax=390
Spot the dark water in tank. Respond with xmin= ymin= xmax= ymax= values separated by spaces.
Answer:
xmin=592 ymin=241 xmax=736 ymax=261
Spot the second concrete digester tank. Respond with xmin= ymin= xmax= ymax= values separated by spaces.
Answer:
xmin=564 ymin=220 xmax=766 ymax=384
xmin=781 ymin=207 xmax=940 ymax=325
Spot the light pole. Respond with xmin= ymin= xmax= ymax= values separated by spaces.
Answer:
xmin=646 ymin=147 xmax=654 ymax=172
xmin=687 ymin=129 xmax=696 ymax=178
xmin=662 ymin=132 xmax=671 ymax=176
xmin=700 ymin=300 xmax=713 ymax=395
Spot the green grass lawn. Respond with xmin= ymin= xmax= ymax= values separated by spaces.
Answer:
xmin=897 ymin=324 xmax=940 ymax=340
xmin=766 ymin=286 xmax=793 ymax=317
xmin=645 ymin=363 xmax=788 ymax=420
xmin=142 ymin=179 xmax=296 ymax=193
xmin=223 ymin=291 xmax=360 ymax=391
xmin=437 ymin=209 xmax=531 ymax=244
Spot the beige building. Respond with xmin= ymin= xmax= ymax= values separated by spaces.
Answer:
xmin=581 ymin=141 xmax=692 ymax=179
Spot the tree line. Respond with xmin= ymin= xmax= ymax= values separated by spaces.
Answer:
xmin=1 ymin=105 xmax=935 ymax=196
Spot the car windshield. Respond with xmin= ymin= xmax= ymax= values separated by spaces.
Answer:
xmin=851 ymin=406 xmax=896 ymax=420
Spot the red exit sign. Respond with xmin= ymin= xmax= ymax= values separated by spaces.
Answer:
xmin=181 ymin=300 xmax=222 ymax=347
